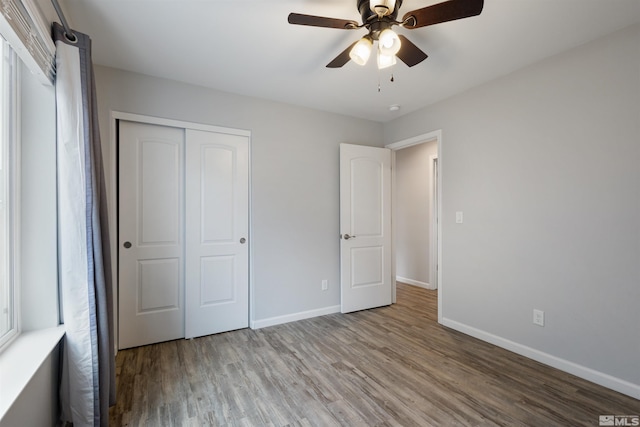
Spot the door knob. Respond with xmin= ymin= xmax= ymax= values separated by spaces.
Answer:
xmin=123 ymin=241 xmax=132 ymax=248
xmin=343 ymin=234 xmax=356 ymax=240
xmin=240 ymin=237 xmax=246 ymax=244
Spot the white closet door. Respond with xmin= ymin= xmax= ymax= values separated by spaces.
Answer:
xmin=118 ymin=121 xmax=185 ymax=349
xmin=185 ymin=129 xmax=249 ymax=339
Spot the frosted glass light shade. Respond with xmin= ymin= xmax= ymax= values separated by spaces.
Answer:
xmin=349 ymin=37 xmax=373 ymax=66
xmin=370 ymin=0 xmax=396 ymax=16
xmin=377 ymin=51 xmax=397 ymax=69
xmin=378 ymin=29 xmax=401 ymax=56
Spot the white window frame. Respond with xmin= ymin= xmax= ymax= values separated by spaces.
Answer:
xmin=0 ymin=40 xmax=20 ymax=351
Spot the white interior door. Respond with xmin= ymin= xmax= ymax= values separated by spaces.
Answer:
xmin=185 ymin=129 xmax=249 ymax=339
xmin=118 ymin=121 xmax=185 ymax=349
xmin=340 ymin=143 xmax=392 ymax=313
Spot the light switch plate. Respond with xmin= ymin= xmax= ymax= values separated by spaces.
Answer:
xmin=456 ymin=211 xmax=463 ymax=224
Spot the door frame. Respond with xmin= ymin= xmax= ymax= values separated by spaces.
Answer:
xmin=429 ymin=154 xmax=438 ymax=291
xmin=109 ymin=111 xmax=252 ymax=350
xmin=386 ymin=129 xmax=443 ymax=323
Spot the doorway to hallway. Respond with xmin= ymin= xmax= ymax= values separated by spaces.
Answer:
xmin=387 ymin=130 xmax=442 ymax=321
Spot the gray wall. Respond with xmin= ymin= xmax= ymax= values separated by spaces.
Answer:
xmin=93 ymin=66 xmax=384 ymax=323
xmin=384 ymin=24 xmax=640 ymax=391
xmin=395 ymin=140 xmax=437 ymax=286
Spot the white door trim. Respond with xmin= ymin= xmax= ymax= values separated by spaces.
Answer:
xmin=429 ymin=154 xmax=438 ymax=291
xmin=113 ymin=111 xmax=251 ymax=137
xmin=110 ymin=111 xmax=253 ymax=350
xmin=386 ymin=130 xmax=443 ymax=324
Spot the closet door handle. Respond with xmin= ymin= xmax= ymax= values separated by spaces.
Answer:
xmin=240 ymin=238 xmax=246 ymax=244
xmin=123 ymin=241 xmax=132 ymax=249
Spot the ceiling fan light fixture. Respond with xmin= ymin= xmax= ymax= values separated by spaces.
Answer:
xmin=369 ymin=0 xmax=395 ymax=17
xmin=290 ymin=0 xmax=485 ymax=70
xmin=377 ymin=50 xmax=396 ymax=69
xmin=378 ymin=28 xmax=401 ymax=56
xmin=349 ymin=36 xmax=373 ymax=66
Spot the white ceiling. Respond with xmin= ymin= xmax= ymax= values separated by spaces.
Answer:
xmin=58 ymin=0 xmax=640 ymax=122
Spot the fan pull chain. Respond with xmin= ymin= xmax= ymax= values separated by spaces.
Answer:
xmin=377 ymin=71 xmax=395 ymax=92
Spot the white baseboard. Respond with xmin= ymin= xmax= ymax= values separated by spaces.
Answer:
xmin=251 ymin=305 xmax=341 ymax=330
xmin=396 ymin=276 xmax=436 ymax=290
xmin=440 ymin=317 xmax=640 ymax=400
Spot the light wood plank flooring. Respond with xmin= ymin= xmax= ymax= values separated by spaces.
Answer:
xmin=110 ymin=283 xmax=640 ymax=426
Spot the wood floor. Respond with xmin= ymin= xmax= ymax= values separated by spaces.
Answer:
xmin=110 ymin=283 xmax=640 ymax=426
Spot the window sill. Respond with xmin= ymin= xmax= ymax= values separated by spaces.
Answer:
xmin=0 ymin=325 xmax=65 ymax=420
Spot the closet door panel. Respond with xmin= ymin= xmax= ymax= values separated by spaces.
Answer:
xmin=185 ymin=129 xmax=249 ymax=339
xmin=118 ymin=121 xmax=185 ymax=349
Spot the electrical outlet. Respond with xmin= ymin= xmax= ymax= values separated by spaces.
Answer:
xmin=321 ymin=279 xmax=328 ymax=291
xmin=533 ymin=309 xmax=545 ymax=326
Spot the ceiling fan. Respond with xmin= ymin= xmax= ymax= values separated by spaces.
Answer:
xmin=288 ymin=0 xmax=484 ymax=69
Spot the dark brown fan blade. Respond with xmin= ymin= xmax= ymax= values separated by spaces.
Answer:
xmin=288 ymin=13 xmax=359 ymax=29
xmin=326 ymin=41 xmax=358 ymax=68
xmin=402 ymin=0 xmax=483 ymax=29
xmin=396 ymin=35 xmax=428 ymax=67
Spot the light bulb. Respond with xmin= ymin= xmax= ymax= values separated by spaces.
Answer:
xmin=349 ymin=37 xmax=373 ymax=66
xmin=377 ymin=51 xmax=397 ymax=69
xmin=378 ymin=29 xmax=401 ymax=56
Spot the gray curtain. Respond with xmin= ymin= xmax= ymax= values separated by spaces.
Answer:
xmin=53 ymin=22 xmax=115 ymax=426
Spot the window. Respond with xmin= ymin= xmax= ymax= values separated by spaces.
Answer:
xmin=0 ymin=39 xmax=18 ymax=349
